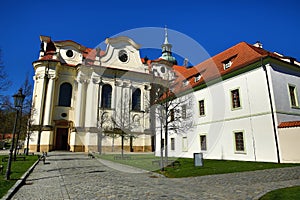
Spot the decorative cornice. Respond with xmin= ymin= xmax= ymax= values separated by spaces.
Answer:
xmin=105 ymin=36 xmax=141 ymax=50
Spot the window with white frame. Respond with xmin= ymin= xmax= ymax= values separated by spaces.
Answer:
xmin=170 ymin=109 xmax=175 ymax=122
xmin=101 ymin=84 xmax=112 ymax=108
xmin=231 ymin=89 xmax=241 ymax=109
xmin=199 ymin=100 xmax=205 ymax=116
xmin=182 ymin=137 xmax=188 ymax=152
xmin=200 ymin=135 xmax=207 ymax=151
xmin=182 ymin=104 xmax=187 ymax=119
xmin=171 ymin=138 xmax=175 ymax=150
xmin=183 ymin=80 xmax=189 ymax=87
xmin=194 ymin=74 xmax=201 ymax=82
xmin=132 ymin=88 xmax=141 ymax=111
xmin=288 ymin=84 xmax=299 ymax=107
xmin=223 ymin=60 xmax=232 ymax=69
xmin=58 ymin=82 xmax=72 ymax=107
xmin=234 ymin=131 xmax=245 ymax=152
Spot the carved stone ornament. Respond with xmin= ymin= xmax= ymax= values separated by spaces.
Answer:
xmin=92 ymin=74 xmax=101 ymax=84
xmin=77 ymin=73 xmax=89 ymax=84
xmin=114 ymin=79 xmax=123 ymax=86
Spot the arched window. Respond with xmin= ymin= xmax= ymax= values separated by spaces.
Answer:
xmin=101 ymin=84 xmax=112 ymax=108
xmin=132 ymin=88 xmax=141 ymax=111
xmin=58 ymin=82 xmax=72 ymax=107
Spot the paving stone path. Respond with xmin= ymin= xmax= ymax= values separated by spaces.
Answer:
xmin=11 ymin=152 xmax=300 ymax=200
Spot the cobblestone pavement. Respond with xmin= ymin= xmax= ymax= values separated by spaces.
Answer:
xmin=11 ymin=152 xmax=300 ymax=200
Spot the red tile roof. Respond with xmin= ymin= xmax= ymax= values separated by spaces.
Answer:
xmin=278 ymin=121 xmax=300 ymax=128
xmin=171 ymin=42 xmax=300 ymax=94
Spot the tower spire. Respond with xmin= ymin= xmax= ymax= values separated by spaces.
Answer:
xmin=164 ymin=25 xmax=169 ymax=44
xmin=160 ymin=26 xmax=177 ymax=65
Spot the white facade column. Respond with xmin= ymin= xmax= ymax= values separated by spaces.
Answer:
xmin=75 ymin=79 xmax=84 ymax=127
xmin=43 ymin=75 xmax=56 ymax=126
xmin=85 ymin=73 xmax=100 ymax=128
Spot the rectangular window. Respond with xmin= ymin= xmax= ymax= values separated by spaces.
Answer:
xmin=223 ymin=60 xmax=232 ymax=69
xmin=234 ymin=132 xmax=245 ymax=152
xmin=183 ymin=80 xmax=189 ymax=87
xmin=170 ymin=109 xmax=175 ymax=122
xmin=231 ymin=89 xmax=241 ymax=109
xmin=200 ymin=135 xmax=207 ymax=151
xmin=289 ymin=85 xmax=299 ymax=107
xmin=171 ymin=138 xmax=175 ymax=150
xmin=182 ymin=137 xmax=188 ymax=152
xmin=199 ymin=100 xmax=205 ymax=116
xmin=182 ymin=105 xmax=187 ymax=119
xmin=194 ymin=74 xmax=201 ymax=82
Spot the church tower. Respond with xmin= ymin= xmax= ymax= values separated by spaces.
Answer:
xmin=160 ymin=27 xmax=177 ymax=65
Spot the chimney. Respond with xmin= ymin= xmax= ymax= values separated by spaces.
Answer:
xmin=253 ymin=41 xmax=263 ymax=48
xmin=183 ymin=58 xmax=189 ymax=67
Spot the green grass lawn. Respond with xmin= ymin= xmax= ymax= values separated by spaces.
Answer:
xmin=159 ymin=158 xmax=299 ymax=178
xmin=98 ymin=153 xmax=299 ymax=178
xmin=259 ymin=186 xmax=300 ymax=200
xmin=0 ymin=155 xmax=38 ymax=198
xmin=99 ymin=153 xmax=159 ymax=171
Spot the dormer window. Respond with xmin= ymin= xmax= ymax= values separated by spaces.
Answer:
xmin=223 ymin=60 xmax=232 ymax=69
xmin=183 ymin=80 xmax=189 ymax=87
xmin=194 ymin=74 xmax=201 ymax=82
xmin=222 ymin=54 xmax=237 ymax=70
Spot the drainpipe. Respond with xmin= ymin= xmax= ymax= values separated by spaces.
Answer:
xmin=262 ymin=57 xmax=281 ymax=163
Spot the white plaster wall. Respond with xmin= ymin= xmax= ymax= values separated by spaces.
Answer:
xmin=101 ymin=43 xmax=146 ymax=73
xmin=156 ymin=66 xmax=280 ymax=162
xmin=279 ymin=127 xmax=300 ymax=163
xmin=268 ymin=64 xmax=300 ymax=121
xmin=59 ymin=46 xmax=83 ymax=66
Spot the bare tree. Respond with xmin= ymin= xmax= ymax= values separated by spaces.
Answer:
xmin=0 ymin=48 xmax=11 ymax=98
xmin=14 ymin=75 xmax=33 ymax=158
xmin=111 ymin=91 xmax=131 ymax=158
xmin=151 ymin=64 xmax=194 ymax=170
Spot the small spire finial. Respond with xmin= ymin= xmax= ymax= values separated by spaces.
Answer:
xmin=164 ymin=25 xmax=169 ymax=44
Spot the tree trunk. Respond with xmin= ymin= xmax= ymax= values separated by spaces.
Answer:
xmin=164 ymin=104 xmax=168 ymax=167
xmin=160 ymin=123 xmax=164 ymax=171
xmin=121 ymin=133 xmax=124 ymax=158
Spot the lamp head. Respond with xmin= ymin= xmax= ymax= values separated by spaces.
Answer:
xmin=13 ymin=88 xmax=26 ymax=108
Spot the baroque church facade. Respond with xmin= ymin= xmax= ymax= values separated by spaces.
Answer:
xmin=29 ymin=35 xmax=171 ymax=153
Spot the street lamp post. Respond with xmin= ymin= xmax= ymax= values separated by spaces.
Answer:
xmin=6 ymin=88 xmax=25 ymax=180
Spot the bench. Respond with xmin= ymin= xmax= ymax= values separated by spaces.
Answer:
xmin=39 ymin=155 xmax=46 ymax=164
xmin=152 ymin=160 xmax=180 ymax=167
xmin=38 ymin=152 xmax=47 ymax=164
xmin=2 ymin=157 xmax=8 ymax=162
xmin=17 ymin=156 xmax=26 ymax=161
xmin=88 ymin=152 xmax=95 ymax=159
xmin=114 ymin=155 xmax=131 ymax=160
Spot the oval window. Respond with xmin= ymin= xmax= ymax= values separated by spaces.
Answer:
xmin=118 ymin=50 xmax=128 ymax=62
xmin=66 ymin=50 xmax=73 ymax=58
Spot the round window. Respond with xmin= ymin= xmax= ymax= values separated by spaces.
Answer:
xmin=66 ymin=50 xmax=73 ymax=58
xmin=160 ymin=66 xmax=166 ymax=73
xmin=118 ymin=50 xmax=128 ymax=62
xmin=61 ymin=113 xmax=67 ymax=118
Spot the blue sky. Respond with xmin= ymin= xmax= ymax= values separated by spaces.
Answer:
xmin=0 ymin=0 xmax=299 ymax=97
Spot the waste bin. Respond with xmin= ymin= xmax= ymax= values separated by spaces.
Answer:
xmin=194 ymin=153 xmax=203 ymax=167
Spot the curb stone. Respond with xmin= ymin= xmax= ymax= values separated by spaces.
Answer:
xmin=1 ymin=158 xmax=40 ymax=200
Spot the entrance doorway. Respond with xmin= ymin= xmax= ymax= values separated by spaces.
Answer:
xmin=55 ymin=128 xmax=69 ymax=150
